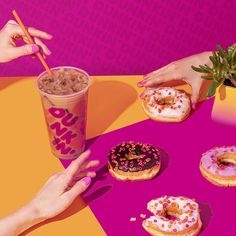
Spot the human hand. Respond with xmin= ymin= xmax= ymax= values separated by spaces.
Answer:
xmin=138 ymin=52 xmax=212 ymax=109
xmin=28 ymin=150 xmax=99 ymax=220
xmin=0 ymin=20 xmax=52 ymax=63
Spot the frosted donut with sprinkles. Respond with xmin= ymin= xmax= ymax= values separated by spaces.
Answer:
xmin=108 ymin=141 xmax=161 ymax=181
xmin=142 ymin=87 xmax=191 ymax=122
xmin=200 ymin=146 xmax=236 ymax=186
xmin=142 ymin=196 xmax=202 ymax=236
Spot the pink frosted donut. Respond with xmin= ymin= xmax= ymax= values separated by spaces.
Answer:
xmin=200 ymin=146 xmax=236 ymax=186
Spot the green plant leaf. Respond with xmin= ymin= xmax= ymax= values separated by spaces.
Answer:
xmin=191 ymin=65 xmax=205 ymax=73
xmin=231 ymin=46 xmax=236 ymax=65
xmin=216 ymin=44 xmax=225 ymax=58
xmin=192 ymin=44 xmax=236 ymax=96
xmin=201 ymin=75 xmax=213 ymax=80
xmin=199 ymin=65 xmax=212 ymax=73
xmin=207 ymin=81 xmax=220 ymax=97
xmin=209 ymin=55 xmax=218 ymax=68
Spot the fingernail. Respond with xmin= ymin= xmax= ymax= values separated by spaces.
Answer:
xmin=140 ymin=93 xmax=145 ymax=99
xmin=86 ymin=149 xmax=91 ymax=154
xmin=82 ymin=176 xmax=91 ymax=186
xmin=137 ymin=81 xmax=146 ymax=87
xmin=32 ymin=45 xmax=39 ymax=53
xmin=47 ymin=48 xmax=52 ymax=55
xmin=192 ymin=103 xmax=197 ymax=110
xmin=43 ymin=54 xmax=47 ymax=59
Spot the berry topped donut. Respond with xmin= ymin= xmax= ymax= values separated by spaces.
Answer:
xmin=200 ymin=146 xmax=236 ymax=186
xmin=142 ymin=87 xmax=191 ymax=122
xmin=108 ymin=141 xmax=161 ymax=181
xmin=142 ymin=196 xmax=202 ymax=236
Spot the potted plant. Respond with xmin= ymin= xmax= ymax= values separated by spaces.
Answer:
xmin=192 ymin=44 xmax=236 ymax=126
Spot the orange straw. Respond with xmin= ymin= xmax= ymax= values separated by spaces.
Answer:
xmin=12 ymin=10 xmax=53 ymax=76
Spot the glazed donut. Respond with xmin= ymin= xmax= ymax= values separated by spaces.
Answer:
xmin=200 ymin=146 xmax=236 ymax=186
xmin=142 ymin=196 xmax=202 ymax=236
xmin=142 ymin=87 xmax=191 ymax=122
xmin=108 ymin=141 xmax=161 ymax=181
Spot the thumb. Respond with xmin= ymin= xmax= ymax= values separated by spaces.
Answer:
xmin=9 ymin=44 xmax=39 ymax=59
xmin=63 ymin=177 xmax=91 ymax=204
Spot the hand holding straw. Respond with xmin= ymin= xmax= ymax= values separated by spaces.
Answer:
xmin=12 ymin=10 xmax=53 ymax=76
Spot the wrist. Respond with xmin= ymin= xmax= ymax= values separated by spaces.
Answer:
xmin=25 ymin=201 xmax=48 ymax=223
xmin=0 ymin=203 xmax=46 ymax=236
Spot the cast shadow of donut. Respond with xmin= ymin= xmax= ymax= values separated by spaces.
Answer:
xmin=83 ymin=164 xmax=112 ymax=203
xmin=199 ymin=202 xmax=212 ymax=232
xmin=154 ymin=147 xmax=170 ymax=178
xmin=86 ymin=80 xmax=138 ymax=147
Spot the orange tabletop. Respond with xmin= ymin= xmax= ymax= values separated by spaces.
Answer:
xmin=0 ymin=75 xmax=194 ymax=235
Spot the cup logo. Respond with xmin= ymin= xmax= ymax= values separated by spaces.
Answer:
xmin=48 ymin=107 xmax=78 ymax=155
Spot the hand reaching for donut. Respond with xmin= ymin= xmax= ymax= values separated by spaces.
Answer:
xmin=0 ymin=150 xmax=99 ymax=236
xmin=0 ymin=20 xmax=52 ymax=63
xmin=28 ymin=150 xmax=99 ymax=220
xmin=138 ymin=52 xmax=212 ymax=109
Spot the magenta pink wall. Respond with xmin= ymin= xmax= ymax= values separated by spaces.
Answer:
xmin=0 ymin=0 xmax=235 ymax=76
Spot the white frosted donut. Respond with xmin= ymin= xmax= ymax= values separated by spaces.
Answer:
xmin=200 ymin=146 xmax=236 ymax=186
xmin=142 ymin=87 xmax=191 ymax=122
xmin=142 ymin=196 xmax=202 ymax=236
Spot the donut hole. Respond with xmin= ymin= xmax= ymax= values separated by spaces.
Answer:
xmin=165 ymin=212 xmax=178 ymax=221
xmin=158 ymin=96 xmax=174 ymax=106
xmin=126 ymin=153 xmax=144 ymax=160
xmin=125 ymin=147 xmax=143 ymax=160
xmin=164 ymin=204 xmax=180 ymax=221
xmin=218 ymin=153 xmax=236 ymax=166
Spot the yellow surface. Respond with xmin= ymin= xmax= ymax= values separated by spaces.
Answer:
xmin=0 ymin=75 xmax=193 ymax=235
xmin=211 ymin=84 xmax=236 ymax=125
xmin=0 ymin=76 xmax=105 ymax=236
xmin=87 ymin=75 xmax=193 ymax=138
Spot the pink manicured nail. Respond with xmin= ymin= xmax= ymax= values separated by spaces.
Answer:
xmin=32 ymin=45 xmax=39 ymax=53
xmin=140 ymin=93 xmax=145 ymax=99
xmin=82 ymin=176 xmax=91 ymax=186
xmin=137 ymin=81 xmax=146 ymax=87
xmin=47 ymin=48 xmax=52 ymax=55
xmin=192 ymin=103 xmax=197 ymax=110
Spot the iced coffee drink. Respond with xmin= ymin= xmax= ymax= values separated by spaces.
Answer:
xmin=36 ymin=67 xmax=91 ymax=159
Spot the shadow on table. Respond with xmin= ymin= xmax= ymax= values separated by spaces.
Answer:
xmin=155 ymin=147 xmax=170 ymax=177
xmin=0 ymin=76 xmax=30 ymax=91
xmin=20 ymin=196 xmax=87 ymax=236
xmin=86 ymin=80 xmax=138 ymax=146
xmin=83 ymin=164 xmax=112 ymax=203
xmin=199 ymin=202 xmax=212 ymax=232
xmin=83 ymin=147 xmax=170 ymax=203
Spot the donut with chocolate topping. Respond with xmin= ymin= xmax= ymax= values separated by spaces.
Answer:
xmin=108 ymin=141 xmax=161 ymax=181
xmin=142 ymin=87 xmax=191 ymax=122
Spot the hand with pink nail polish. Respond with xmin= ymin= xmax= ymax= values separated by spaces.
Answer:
xmin=0 ymin=20 xmax=52 ymax=63
xmin=138 ymin=52 xmax=213 ymax=108
xmin=0 ymin=150 xmax=99 ymax=236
